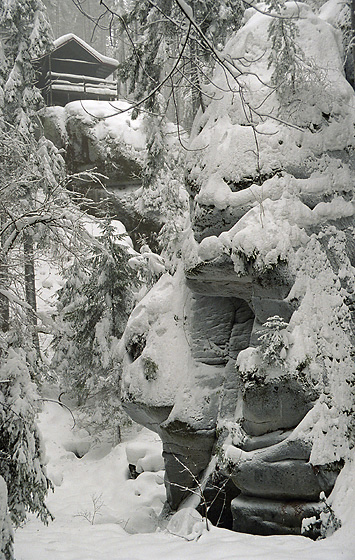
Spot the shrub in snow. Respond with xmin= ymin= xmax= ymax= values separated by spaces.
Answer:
xmin=235 ymin=315 xmax=290 ymax=386
xmin=75 ymin=492 xmax=104 ymax=526
xmin=302 ymin=492 xmax=341 ymax=540
xmin=142 ymin=357 xmax=159 ymax=381
xmin=128 ymin=244 xmax=166 ymax=292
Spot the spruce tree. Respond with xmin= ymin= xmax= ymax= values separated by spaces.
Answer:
xmin=0 ymin=346 xmax=53 ymax=527
xmin=0 ymin=0 xmax=54 ymax=355
xmin=52 ymin=222 xmax=139 ymax=440
xmin=0 ymin=0 xmax=53 ymax=130
xmin=0 ymin=476 xmax=12 ymax=560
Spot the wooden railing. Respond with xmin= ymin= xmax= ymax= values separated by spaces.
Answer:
xmin=44 ymin=71 xmax=117 ymax=104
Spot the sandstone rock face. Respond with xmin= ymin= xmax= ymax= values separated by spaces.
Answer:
xmin=121 ymin=3 xmax=355 ymax=536
xmin=121 ymin=272 xmax=218 ymax=509
xmin=242 ymin=377 xmax=316 ymax=436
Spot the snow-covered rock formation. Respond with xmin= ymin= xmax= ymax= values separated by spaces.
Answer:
xmin=40 ymin=100 xmax=145 ymax=183
xmin=121 ymin=2 xmax=355 ymax=536
xmin=39 ymin=100 xmax=165 ymax=246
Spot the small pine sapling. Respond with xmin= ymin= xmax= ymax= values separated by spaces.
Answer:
xmin=302 ymin=492 xmax=341 ymax=539
xmin=258 ymin=315 xmax=289 ymax=366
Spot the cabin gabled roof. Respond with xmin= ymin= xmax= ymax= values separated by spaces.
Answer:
xmin=33 ymin=33 xmax=118 ymax=80
xmin=52 ymin=33 xmax=118 ymax=72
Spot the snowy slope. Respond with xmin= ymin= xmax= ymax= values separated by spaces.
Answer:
xmin=14 ymin=401 xmax=355 ymax=560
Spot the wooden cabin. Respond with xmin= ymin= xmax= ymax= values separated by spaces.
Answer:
xmin=33 ymin=34 xmax=118 ymax=106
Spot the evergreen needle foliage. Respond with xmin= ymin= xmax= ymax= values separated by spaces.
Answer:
xmin=267 ymin=0 xmax=302 ymax=97
xmin=52 ymin=222 xmax=139 ymax=436
xmin=116 ymin=0 xmax=243 ymax=124
xmin=258 ymin=315 xmax=289 ymax=366
xmin=0 ymin=346 xmax=53 ymax=527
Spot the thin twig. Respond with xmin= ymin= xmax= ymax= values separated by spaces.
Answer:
xmin=40 ymin=398 xmax=76 ymax=429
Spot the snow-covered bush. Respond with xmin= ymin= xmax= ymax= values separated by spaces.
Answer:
xmin=302 ymin=491 xmax=341 ymax=539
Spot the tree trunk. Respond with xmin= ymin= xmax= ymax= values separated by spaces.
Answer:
xmin=0 ymin=217 xmax=9 ymax=333
xmin=0 ymin=262 xmax=9 ymax=333
xmin=189 ymin=1 xmax=205 ymax=129
xmin=23 ymin=233 xmax=40 ymax=360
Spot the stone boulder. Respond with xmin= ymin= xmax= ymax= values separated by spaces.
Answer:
xmin=241 ymin=376 xmax=316 ymax=436
xmin=231 ymin=495 xmax=323 ymax=536
xmin=224 ymin=437 xmax=339 ymax=501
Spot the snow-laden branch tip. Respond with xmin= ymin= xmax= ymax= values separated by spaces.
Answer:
xmin=75 ymin=20 xmax=192 ymax=122
xmin=175 ymin=0 xmax=193 ymax=20
xmin=0 ymin=289 xmax=32 ymax=310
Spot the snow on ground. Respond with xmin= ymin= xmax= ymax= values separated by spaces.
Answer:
xmin=14 ymin=400 xmax=355 ymax=560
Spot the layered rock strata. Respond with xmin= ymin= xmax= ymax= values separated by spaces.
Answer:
xmin=121 ymin=3 xmax=355 ymax=535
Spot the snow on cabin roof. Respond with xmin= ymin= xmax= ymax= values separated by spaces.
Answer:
xmin=52 ymin=33 xmax=118 ymax=68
